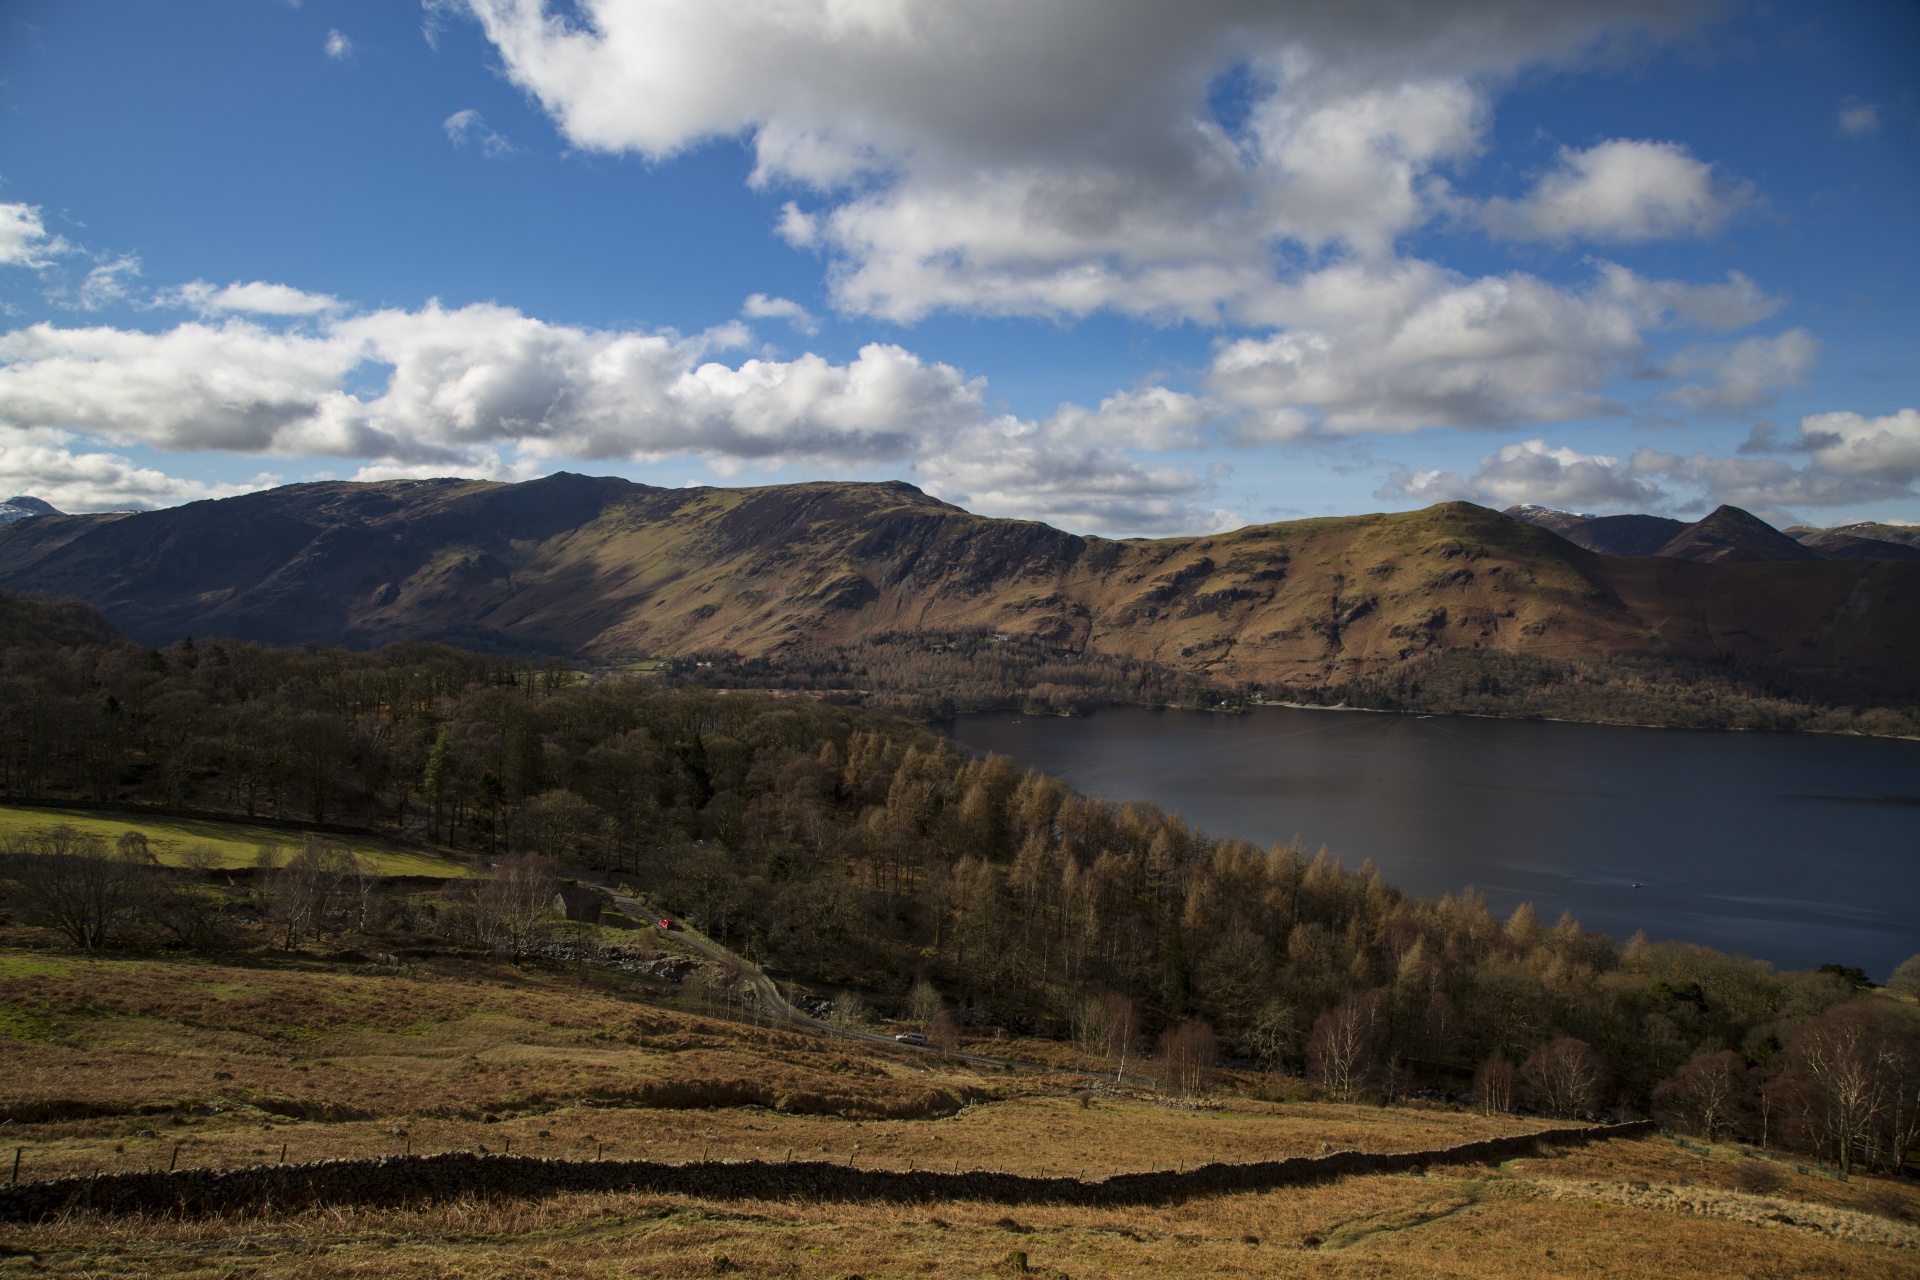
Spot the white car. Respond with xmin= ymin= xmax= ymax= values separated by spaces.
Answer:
xmin=893 ymin=1032 xmax=928 ymax=1045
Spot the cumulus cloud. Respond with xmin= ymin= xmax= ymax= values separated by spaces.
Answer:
xmin=0 ymin=301 xmax=1219 ymax=533
xmin=0 ymin=203 xmax=70 ymax=269
xmin=1377 ymin=438 xmax=1666 ymax=510
xmin=1482 ymin=140 xmax=1748 ymax=244
xmin=1597 ymin=265 xmax=1780 ymax=332
xmin=439 ymin=1 xmax=1791 ymax=450
xmin=158 ymin=279 xmax=341 ymax=317
xmin=324 ymin=29 xmax=353 ymax=60
xmin=741 ymin=293 xmax=819 ymax=335
xmin=454 ymin=0 xmax=1704 ymax=323
xmin=1208 ymin=260 xmax=1777 ymax=437
xmin=1794 ymin=408 xmax=1920 ymax=487
xmin=1380 ymin=407 xmax=1920 ymax=521
xmin=1658 ymin=329 xmax=1818 ymax=411
xmin=443 ymin=109 xmax=515 ymax=156
xmin=0 ymin=426 xmax=277 ymax=513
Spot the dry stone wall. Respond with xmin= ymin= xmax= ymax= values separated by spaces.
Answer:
xmin=0 ymin=1122 xmax=1654 ymax=1222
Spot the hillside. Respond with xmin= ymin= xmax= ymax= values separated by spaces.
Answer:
xmin=1789 ymin=521 xmax=1920 ymax=561
xmin=2 ymin=474 xmax=1917 ymax=696
xmin=1650 ymin=504 xmax=1824 ymax=565
xmin=3 ymin=954 xmax=1913 ymax=1278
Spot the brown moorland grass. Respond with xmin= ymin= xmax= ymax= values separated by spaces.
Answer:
xmin=1 ymin=950 xmax=1914 ymax=1277
xmin=0 ymin=1160 xmax=1913 ymax=1279
xmin=0 ymin=949 xmax=1539 ymax=1185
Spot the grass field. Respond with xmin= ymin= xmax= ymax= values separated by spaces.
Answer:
xmin=0 ymin=947 xmax=1915 ymax=1276
xmin=0 ymin=803 xmax=468 ymax=877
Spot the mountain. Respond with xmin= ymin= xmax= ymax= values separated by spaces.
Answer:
xmin=1787 ymin=522 xmax=1920 ymax=561
xmin=1504 ymin=502 xmax=1896 ymax=563
xmin=1 ymin=474 xmax=1916 ymax=693
xmin=0 ymin=495 xmax=61 ymax=526
xmin=1505 ymin=506 xmax=1688 ymax=557
xmin=1649 ymin=504 xmax=1824 ymax=565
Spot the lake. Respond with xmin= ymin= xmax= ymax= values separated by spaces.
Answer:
xmin=945 ymin=706 xmax=1920 ymax=978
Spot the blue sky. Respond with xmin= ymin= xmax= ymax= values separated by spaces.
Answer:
xmin=0 ymin=0 xmax=1914 ymax=534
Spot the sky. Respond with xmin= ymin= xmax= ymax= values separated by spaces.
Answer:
xmin=0 ymin=0 xmax=1915 ymax=536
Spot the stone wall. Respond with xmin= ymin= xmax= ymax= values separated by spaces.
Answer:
xmin=0 ymin=1121 xmax=1654 ymax=1222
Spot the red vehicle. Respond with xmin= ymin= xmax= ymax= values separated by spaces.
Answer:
xmin=656 ymin=918 xmax=679 ymax=931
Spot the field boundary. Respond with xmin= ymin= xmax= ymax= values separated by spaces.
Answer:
xmin=0 ymin=1120 xmax=1655 ymax=1221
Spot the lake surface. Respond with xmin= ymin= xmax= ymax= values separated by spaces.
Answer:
xmin=945 ymin=707 xmax=1920 ymax=978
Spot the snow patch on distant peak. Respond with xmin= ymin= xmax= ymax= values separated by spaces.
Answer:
xmin=0 ymin=495 xmax=62 ymax=525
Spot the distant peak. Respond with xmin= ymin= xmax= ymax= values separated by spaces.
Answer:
xmin=1503 ymin=503 xmax=1594 ymax=521
xmin=0 ymin=495 xmax=62 ymax=525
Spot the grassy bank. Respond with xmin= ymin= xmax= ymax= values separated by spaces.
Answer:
xmin=0 ymin=803 xmax=467 ymax=877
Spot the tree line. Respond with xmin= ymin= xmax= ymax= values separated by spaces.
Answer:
xmin=1290 ymin=649 xmax=1920 ymax=737
xmin=0 ymin=590 xmax=1916 ymax=1174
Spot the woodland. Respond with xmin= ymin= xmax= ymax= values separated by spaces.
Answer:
xmin=670 ymin=631 xmax=1920 ymax=735
xmin=0 ymin=589 xmax=1917 ymax=1177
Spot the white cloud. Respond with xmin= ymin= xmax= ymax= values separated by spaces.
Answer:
xmin=0 ymin=203 xmax=70 ymax=269
xmin=443 ymin=108 xmax=515 ymax=156
xmin=455 ymin=0 xmax=1704 ymax=323
xmin=66 ymin=255 xmax=143 ymax=312
xmin=0 ymin=300 xmax=1220 ymax=533
xmin=1380 ymin=407 xmax=1920 ymax=522
xmin=1794 ymin=408 xmax=1920 ymax=487
xmin=741 ymin=293 xmax=818 ymax=335
xmin=1204 ymin=261 xmax=1793 ymax=438
xmin=1213 ymin=261 xmax=1636 ymax=437
xmin=158 ymin=279 xmax=341 ymax=317
xmin=324 ymin=29 xmax=354 ymax=60
xmin=1482 ymin=140 xmax=1747 ymax=244
xmin=1596 ymin=265 xmax=1780 ymax=332
xmin=0 ymin=425 xmax=277 ymax=513
xmin=1838 ymin=102 xmax=1879 ymax=136
xmin=1658 ymin=329 xmax=1819 ymax=411
xmin=1377 ymin=438 xmax=1666 ymax=510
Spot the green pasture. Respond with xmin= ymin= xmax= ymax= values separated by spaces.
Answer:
xmin=0 ymin=804 xmax=468 ymax=878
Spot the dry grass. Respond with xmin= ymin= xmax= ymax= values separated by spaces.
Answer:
xmin=1 ymin=1159 xmax=1914 ymax=1278
xmin=0 ymin=802 xmax=467 ymax=876
xmin=1 ymin=949 xmax=1914 ymax=1277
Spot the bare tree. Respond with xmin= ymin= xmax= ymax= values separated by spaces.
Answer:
xmin=829 ymin=989 xmax=869 ymax=1030
xmin=908 ymin=977 xmax=944 ymax=1025
xmin=1474 ymin=1053 xmax=1516 ymax=1115
xmin=1071 ymin=993 xmax=1112 ymax=1063
xmin=1246 ymin=999 xmax=1300 ymax=1073
xmin=1158 ymin=1019 xmax=1219 ymax=1097
xmin=146 ymin=876 xmax=232 ymax=951
xmin=928 ymin=1008 xmax=961 ymax=1055
xmin=1521 ymin=1037 xmax=1607 ymax=1119
xmin=0 ymin=825 xmax=150 ymax=949
xmin=1105 ymin=993 xmax=1140 ymax=1084
xmin=1307 ymin=992 xmax=1382 ymax=1100
xmin=264 ymin=835 xmax=371 ymax=950
xmin=1653 ymin=1050 xmax=1749 ymax=1142
xmin=1889 ymin=954 xmax=1920 ymax=997
xmin=1774 ymin=1003 xmax=1920 ymax=1174
xmin=468 ymin=852 xmax=561 ymax=960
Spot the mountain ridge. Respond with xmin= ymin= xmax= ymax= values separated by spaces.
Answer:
xmin=1 ymin=474 xmax=1915 ymax=695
